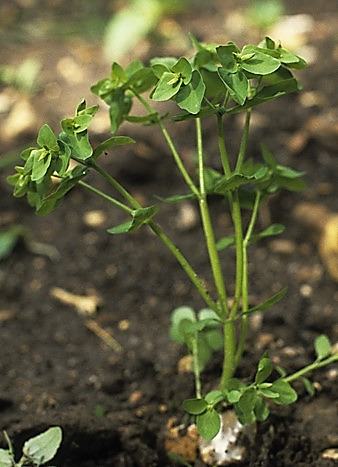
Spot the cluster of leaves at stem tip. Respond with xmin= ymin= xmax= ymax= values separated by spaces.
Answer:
xmin=8 ymin=35 xmax=338 ymax=441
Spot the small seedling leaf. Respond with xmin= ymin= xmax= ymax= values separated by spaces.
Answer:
xmin=23 ymin=427 xmax=62 ymax=464
xmin=314 ymin=335 xmax=332 ymax=360
xmin=270 ymin=380 xmax=298 ymax=405
xmin=172 ymin=57 xmax=192 ymax=85
xmin=31 ymin=150 xmax=52 ymax=182
xmin=255 ymin=355 xmax=273 ymax=384
xmin=183 ymin=398 xmax=208 ymax=415
xmin=169 ymin=306 xmax=196 ymax=343
xmin=216 ymin=43 xmax=239 ymax=72
xmin=197 ymin=409 xmax=221 ymax=440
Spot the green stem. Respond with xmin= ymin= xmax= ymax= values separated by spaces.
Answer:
xmin=235 ymin=191 xmax=261 ymax=365
xmin=78 ymin=180 xmax=132 ymax=213
xmin=132 ymin=89 xmax=199 ymax=198
xmin=196 ymin=118 xmax=228 ymax=318
xmin=90 ymin=162 xmax=217 ymax=312
xmin=235 ymin=109 xmax=251 ymax=172
xmin=284 ymin=353 xmax=338 ymax=384
xmin=229 ymin=194 xmax=244 ymax=321
xmin=216 ymin=113 xmax=231 ymax=177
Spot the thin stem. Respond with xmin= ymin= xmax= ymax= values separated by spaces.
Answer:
xmin=132 ymin=89 xmax=199 ymax=197
xmin=91 ymin=162 xmax=141 ymax=210
xmin=284 ymin=353 xmax=338 ymax=384
xmin=235 ymin=191 xmax=261 ymax=365
xmin=229 ymin=194 xmax=244 ymax=321
xmin=192 ymin=337 xmax=202 ymax=398
xmin=78 ymin=180 xmax=132 ymax=214
xmin=216 ymin=113 xmax=231 ymax=177
xmin=235 ymin=109 xmax=251 ymax=172
xmin=196 ymin=118 xmax=228 ymax=318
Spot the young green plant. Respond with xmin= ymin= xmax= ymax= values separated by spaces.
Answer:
xmin=8 ymin=35 xmax=338 ymax=440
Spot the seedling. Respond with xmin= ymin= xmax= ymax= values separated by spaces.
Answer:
xmin=0 ymin=427 xmax=62 ymax=467
xmin=8 ymin=35 xmax=338 ymax=441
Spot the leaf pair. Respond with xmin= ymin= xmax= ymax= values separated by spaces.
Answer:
xmin=170 ymin=307 xmax=223 ymax=372
xmin=183 ymin=390 xmax=225 ymax=440
xmin=151 ymin=57 xmax=205 ymax=114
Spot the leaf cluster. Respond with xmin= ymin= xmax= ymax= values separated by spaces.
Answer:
xmin=7 ymin=101 xmax=134 ymax=215
xmin=91 ymin=35 xmax=305 ymax=133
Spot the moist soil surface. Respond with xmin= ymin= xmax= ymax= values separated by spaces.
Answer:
xmin=0 ymin=1 xmax=337 ymax=466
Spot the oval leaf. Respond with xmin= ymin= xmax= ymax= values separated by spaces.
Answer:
xmin=23 ymin=427 xmax=62 ymax=464
xmin=183 ymin=398 xmax=208 ymax=415
xmin=314 ymin=335 xmax=332 ymax=360
xmin=197 ymin=409 xmax=221 ymax=440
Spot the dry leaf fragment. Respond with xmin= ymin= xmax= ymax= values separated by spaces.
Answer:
xmin=50 ymin=287 xmax=102 ymax=315
xmin=165 ymin=417 xmax=199 ymax=463
xmin=293 ymin=203 xmax=338 ymax=282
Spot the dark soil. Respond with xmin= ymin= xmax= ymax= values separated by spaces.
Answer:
xmin=0 ymin=1 xmax=337 ymax=466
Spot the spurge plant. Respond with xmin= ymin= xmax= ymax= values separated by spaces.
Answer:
xmin=8 ymin=35 xmax=338 ymax=441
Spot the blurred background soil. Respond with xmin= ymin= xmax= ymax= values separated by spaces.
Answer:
xmin=0 ymin=1 xmax=337 ymax=466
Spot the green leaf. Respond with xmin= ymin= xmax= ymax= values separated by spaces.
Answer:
xmin=260 ymin=143 xmax=277 ymax=169
xmin=92 ymin=136 xmax=135 ymax=160
xmin=124 ymin=113 xmax=158 ymax=124
xmin=31 ymin=150 xmax=52 ymax=182
xmin=170 ymin=312 xmax=194 ymax=343
xmin=254 ymin=397 xmax=269 ymax=422
xmin=238 ymin=388 xmax=257 ymax=413
xmin=205 ymin=390 xmax=225 ymax=406
xmin=107 ymin=205 xmax=158 ymax=235
xmin=270 ymin=380 xmax=298 ymax=405
xmin=108 ymin=90 xmax=132 ymax=133
xmin=197 ymin=409 xmax=221 ymax=440
xmin=216 ymin=43 xmax=239 ymax=72
xmin=213 ymin=173 xmax=252 ymax=194
xmin=241 ymin=46 xmax=280 ymax=75
xmin=175 ymin=70 xmax=206 ymax=114
xmin=22 ymin=427 xmax=62 ymax=464
xmin=226 ymin=389 xmax=242 ymax=404
xmin=183 ymin=398 xmax=208 ymax=415
xmin=0 ymin=448 xmax=13 ymax=467
xmin=59 ymin=129 xmax=93 ymax=160
xmin=314 ymin=335 xmax=332 ymax=360
xmin=228 ymin=78 xmax=299 ymax=113
xmin=204 ymin=329 xmax=223 ymax=351
xmin=152 ymin=71 xmax=181 ymax=101
xmin=301 ymin=377 xmax=315 ymax=396
xmin=249 ymin=224 xmax=285 ymax=244
xmin=0 ymin=226 xmax=25 ymax=260
xmin=126 ymin=64 xmax=157 ymax=93
xmin=246 ymin=287 xmax=288 ymax=314
xmin=37 ymin=124 xmax=58 ymax=150
xmin=172 ymin=57 xmax=192 ymax=85
xmin=155 ymin=192 xmax=196 ymax=203
xmin=276 ymin=165 xmax=305 ymax=179
xmin=216 ymin=235 xmax=235 ymax=251
xmin=217 ymin=68 xmax=248 ymax=105
xmin=255 ymin=355 xmax=273 ymax=384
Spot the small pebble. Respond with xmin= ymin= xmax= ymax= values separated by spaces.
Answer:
xmin=83 ymin=210 xmax=106 ymax=227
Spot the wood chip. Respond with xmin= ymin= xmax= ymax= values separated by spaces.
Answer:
xmin=50 ymin=287 xmax=102 ymax=315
